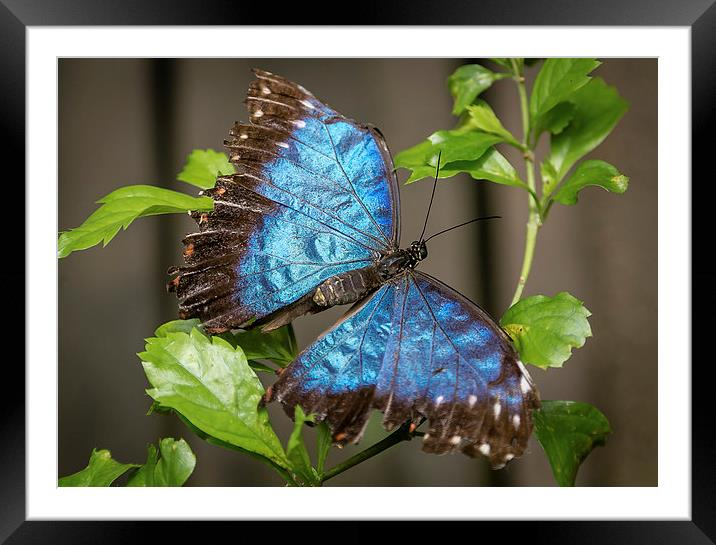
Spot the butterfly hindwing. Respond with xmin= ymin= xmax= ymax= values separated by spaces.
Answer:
xmin=268 ymin=283 xmax=396 ymax=443
xmin=378 ymin=271 xmax=539 ymax=467
xmin=269 ymin=271 xmax=539 ymax=467
xmin=170 ymin=69 xmax=399 ymax=331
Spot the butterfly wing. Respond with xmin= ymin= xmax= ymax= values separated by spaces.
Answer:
xmin=267 ymin=283 xmax=396 ymax=443
xmin=269 ymin=270 xmax=539 ymax=467
xmin=169 ymin=70 xmax=400 ymax=331
xmin=376 ymin=271 xmax=540 ymax=467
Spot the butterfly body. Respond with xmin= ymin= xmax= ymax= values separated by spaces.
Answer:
xmin=169 ymin=69 xmax=540 ymax=468
xmin=312 ymin=241 xmax=425 ymax=309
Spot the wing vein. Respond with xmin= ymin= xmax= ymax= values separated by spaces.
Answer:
xmin=235 ymin=165 xmax=386 ymax=250
xmin=233 ymin=171 xmax=384 ymax=252
xmin=321 ymin=122 xmax=393 ymax=246
xmin=278 ymin=286 xmax=391 ymax=398
xmin=408 ymin=273 xmax=488 ymax=391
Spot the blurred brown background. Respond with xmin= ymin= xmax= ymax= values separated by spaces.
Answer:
xmin=58 ymin=58 xmax=657 ymax=486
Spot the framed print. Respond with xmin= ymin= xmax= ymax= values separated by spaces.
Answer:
xmin=4 ymin=0 xmax=712 ymax=542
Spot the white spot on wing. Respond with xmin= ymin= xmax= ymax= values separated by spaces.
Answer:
xmin=520 ymin=376 xmax=531 ymax=394
xmin=504 ymin=453 xmax=515 ymax=462
xmin=253 ymin=109 xmax=264 ymax=118
xmin=292 ymin=119 xmax=306 ymax=128
xmin=301 ymin=99 xmax=315 ymax=109
xmin=493 ymin=401 xmax=502 ymax=418
xmin=478 ymin=443 xmax=491 ymax=456
xmin=516 ymin=359 xmax=528 ymax=374
xmin=276 ymin=142 xmax=289 ymax=149
xmin=261 ymin=86 xmax=271 ymax=95
xmin=423 ymin=433 xmax=430 ymax=442
xmin=239 ymin=133 xmax=248 ymax=139
xmin=435 ymin=395 xmax=444 ymax=406
xmin=516 ymin=359 xmax=535 ymax=393
xmin=450 ymin=435 xmax=461 ymax=445
xmin=513 ymin=414 xmax=521 ymax=429
xmin=468 ymin=395 xmax=477 ymax=407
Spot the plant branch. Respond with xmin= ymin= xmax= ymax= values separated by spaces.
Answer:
xmin=320 ymin=421 xmax=416 ymax=483
xmin=510 ymin=59 xmax=542 ymax=308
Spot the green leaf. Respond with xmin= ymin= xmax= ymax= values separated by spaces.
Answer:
xmin=530 ymin=58 xmax=601 ymax=130
xmin=493 ymin=58 xmax=541 ymax=70
xmin=442 ymin=149 xmax=526 ymax=189
xmin=427 ymin=130 xmax=503 ymax=166
xmin=394 ymin=139 xmax=432 ymax=170
xmin=395 ymin=130 xmax=503 ymax=184
xmin=153 ymin=319 xmax=296 ymax=372
xmin=126 ymin=438 xmax=196 ymax=487
xmin=533 ymin=400 xmax=611 ymax=486
xmin=58 ymin=449 xmax=139 ymax=487
xmin=552 ymin=160 xmax=629 ymax=206
xmin=58 ymin=185 xmax=213 ymax=258
xmin=153 ymin=438 xmax=196 ymax=486
xmin=490 ymin=58 xmax=527 ymax=75
xmin=465 ymin=101 xmax=521 ymax=147
xmin=222 ymin=325 xmax=298 ymax=366
xmin=169 ymin=410 xmax=295 ymax=483
xmin=155 ymin=319 xmax=202 ymax=337
xmin=125 ymin=444 xmax=159 ymax=486
xmin=448 ymin=64 xmax=506 ymax=115
xmin=398 ymin=143 xmax=524 ymax=189
xmin=488 ymin=58 xmax=514 ymax=70
xmin=540 ymin=101 xmax=576 ymax=135
xmin=394 ymin=140 xmax=442 ymax=184
xmin=540 ymin=159 xmax=560 ymax=196
xmin=545 ymin=77 xmax=629 ymax=184
xmin=316 ymin=422 xmax=332 ymax=476
xmin=177 ymin=149 xmax=236 ymax=190
xmin=401 ymin=166 xmax=438 ymax=185
xmin=139 ymin=328 xmax=291 ymax=471
xmin=285 ymin=406 xmax=320 ymax=485
xmin=500 ymin=292 xmax=592 ymax=369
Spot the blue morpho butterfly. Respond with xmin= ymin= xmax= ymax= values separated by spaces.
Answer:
xmin=168 ymin=69 xmax=540 ymax=468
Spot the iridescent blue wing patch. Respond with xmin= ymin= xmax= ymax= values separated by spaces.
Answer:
xmin=375 ymin=271 xmax=540 ymax=467
xmin=269 ymin=270 xmax=539 ymax=468
xmin=268 ymin=283 xmax=395 ymax=442
xmin=169 ymin=69 xmax=400 ymax=331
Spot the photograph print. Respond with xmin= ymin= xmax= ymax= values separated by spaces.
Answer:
xmin=58 ymin=57 xmax=657 ymax=488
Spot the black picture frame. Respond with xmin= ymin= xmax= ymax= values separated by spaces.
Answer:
xmin=4 ymin=1 xmax=710 ymax=542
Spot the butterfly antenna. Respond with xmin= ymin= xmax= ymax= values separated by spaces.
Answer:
xmin=424 ymin=216 xmax=502 ymax=243
xmin=419 ymin=151 xmax=441 ymax=243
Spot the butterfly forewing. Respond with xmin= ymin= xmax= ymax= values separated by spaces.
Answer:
xmin=169 ymin=69 xmax=399 ymax=331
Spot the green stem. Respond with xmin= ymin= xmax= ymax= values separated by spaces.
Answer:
xmin=510 ymin=59 xmax=542 ymax=308
xmin=511 ymin=210 xmax=539 ymax=306
xmin=320 ymin=422 xmax=415 ymax=483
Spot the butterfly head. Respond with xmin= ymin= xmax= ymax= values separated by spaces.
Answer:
xmin=407 ymin=240 xmax=428 ymax=268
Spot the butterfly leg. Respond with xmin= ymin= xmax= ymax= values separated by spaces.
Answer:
xmin=255 ymin=292 xmax=321 ymax=332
